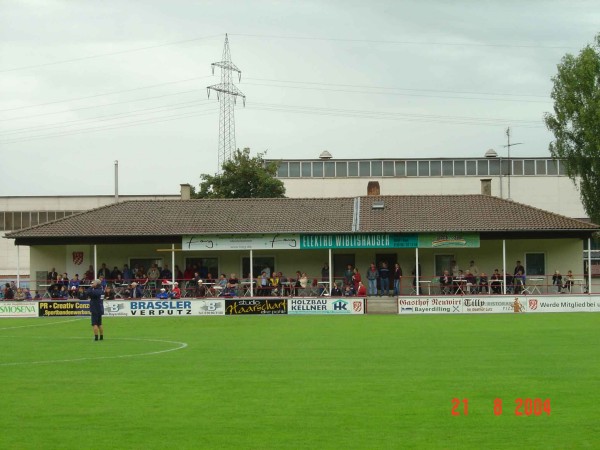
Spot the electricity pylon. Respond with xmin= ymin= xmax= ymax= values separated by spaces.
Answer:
xmin=207 ymin=34 xmax=246 ymax=171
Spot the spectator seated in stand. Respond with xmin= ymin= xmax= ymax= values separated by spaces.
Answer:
xmin=104 ymin=286 xmax=116 ymax=300
xmin=225 ymin=274 xmax=239 ymax=297
xmin=464 ymin=270 xmax=477 ymax=293
xmin=156 ymin=288 xmax=169 ymax=299
xmin=196 ymin=280 xmax=207 ymax=298
xmin=478 ymin=272 xmax=489 ymax=293
xmin=170 ymin=282 xmax=181 ymax=299
xmin=59 ymin=286 xmax=69 ymax=299
xmin=331 ymin=283 xmax=342 ymax=297
xmin=552 ymin=270 xmax=563 ymax=293
xmin=439 ymin=270 xmax=453 ymax=295
xmin=14 ymin=287 xmax=26 ymax=301
xmin=563 ymin=270 xmax=574 ymax=292
xmin=356 ymin=281 xmax=367 ymax=297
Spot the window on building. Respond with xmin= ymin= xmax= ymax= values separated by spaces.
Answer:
xmin=242 ymin=256 xmax=274 ymax=280
xmin=525 ymin=253 xmax=545 ymax=276
xmin=512 ymin=160 xmax=523 ymax=175
xmin=359 ymin=161 xmax=370 ymax=177
xmin=454 ymin=160 xmax=465 ymax=176
xmin=558 ymin=160 xmax=566 ymax=175
xmin=0 ymin=212 xmax=4 ymax=231
xmin=277 ymin=162 xmax=288 ymax=178
xmin=406 ymin=161 xmax=418 ymax=176
xmin=302 ymin=162 xmax=312 ymax=177
xmin=11 ymin=212 xmax=21 ymax=230
xmin=524 ymin=160 xmax=536 ymax=175
xmin=289 ymin=162 xmax=300 ymax=177
xmin=55 ymin=211 xmax=65 ymax=220
xmin=435 ymin=254 xmax=455 ymax=277
xmin=336 ymin=162 xmax=347 ymax=177
xmin=418 ymin=161 xmax=430 ymax=176
xmin=371 ymin=161 xmax=382 ymax=177
xmin=348 ymin=162 xmax=358 ymax=177
xmin=489 ymin=159 xmax=500 ymax=175
xmin=466 ymin=160 xmax=477 ymax=176
xmin=312 ymin=161 xmax=323 ymax=177
xmin=547 ymin=159 xmax=559 ymax=175
xmin=186 ymin=257 xmax=219 ymax=279
xmin=477 ymin=159 xmax=489 ymax=175
xmin=383 ymin=161 xmax=394 ymax=176
xmin=30 ymin=212 xmax=38 ymax=227
xmin=21 ymin=212 xmax=30 ymax=229
xmin=38 ymin=211 xmax=48 ymax=224
xmin=442 ymin=160 xmax=453 ymax=176
xmin=395 ymin=161 xmax=405 ymax=177
xmin=430 ymin=160 xmax=441 ymax=176
xmin=536 ymin=160 xmax=546 ymax=175
xmin=324 ymin=161 xmax=335 ymax=177
xmin=333 ymin=254 xmax=355 ymax=280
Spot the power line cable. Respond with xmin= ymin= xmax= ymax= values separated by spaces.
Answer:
xmin=0 ymin=75 xmax=214 ymax=113
xmin=0 ymin=88 xmax=206 ymax=123
xmin=231 ymin=33 xmax=578 ymax=50
xmin=244 ymin=82 xmax=552 ymax=104
xmin=0 ymin=35 xmax=222 ymax=73
xmin=245 ymin=77 xmax=549 ymax=99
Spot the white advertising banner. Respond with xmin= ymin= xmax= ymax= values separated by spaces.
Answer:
xmin=0 ymin=302 xmax=39 ymax=318
xmin=183 ymin=234 xmax=300 ymax=251
xmin=398 ymin=295 xmax=600 ymax=314
xmin=104 ymin=299 xmax=226 ymax=316
xmin=288 ymin=298 xmax=365 ymax=315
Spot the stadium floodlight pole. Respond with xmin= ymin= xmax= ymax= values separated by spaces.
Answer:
xmin=207 ymin=34 xmax=246 ymax=172
xmin=503 ymin=127 xmax=523 ymax=201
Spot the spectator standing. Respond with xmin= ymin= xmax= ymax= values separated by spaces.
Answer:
xmin=122 ymin=264 xmax=133 ymax=283
xmin=514 ymin=260 xmax=525 ymax=276
xmin=97 ymin=263 xmax=111 ymax=279
xmin=393 ymin=263 xmax=402 ymax=296
xmin=366 ymin=263 xmax=379 ymax=296
xmin=379 ymin=262 xmax=391 ymax=296
xmin=344 ymin=264 xmax=354 ymax=286
xmin=321 ymin=263 xmax=329 ymax=280
xmin=352 ymin=267 xmax=362 ymax=292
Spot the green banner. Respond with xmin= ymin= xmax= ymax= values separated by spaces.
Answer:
xmin=418 ymin=233 xmax=480 ymax=248
xmin=300 ymin=234 xmax=418 ymax=249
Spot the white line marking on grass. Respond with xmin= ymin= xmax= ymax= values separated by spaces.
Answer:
xmin=0 ymin=336 xmax=188 ymax=367
xmin=0 ymin=318 xmax=82 ymax=331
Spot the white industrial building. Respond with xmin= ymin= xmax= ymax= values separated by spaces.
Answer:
xmin=1 ymin=154 xmax=598 ymax=280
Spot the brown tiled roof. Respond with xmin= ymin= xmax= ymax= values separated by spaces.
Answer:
xmin=5 ymin=195 xmax=597 ymax=241
xmin=6 ymin=198 xmax=355 ymax=238
xmin=359 ymin=195 xmax=598 ymax=232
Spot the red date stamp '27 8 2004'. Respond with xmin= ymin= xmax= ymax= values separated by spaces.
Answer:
xmin=451 ymin=398 xmax=551 ymax=416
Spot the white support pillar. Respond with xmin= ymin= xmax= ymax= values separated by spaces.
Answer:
xmin=249 ymin=249 xmax=254 ymax=297
xmin=415 ymin=247 xmax=420 ymax=295
xmin=328 ymin=248 xmax=333 ymax=296
xmin=16 ymin=245 xmax=20 ymax=288
xmin=588 ymin=238 xmax=592 ymax=294
xmin=502 ymin=240 xmax=507 ymax=295
xmin=94 ymin=245 xmax=98 ymax=280
xmin=171 ymin=243 xmax=175 ymax=284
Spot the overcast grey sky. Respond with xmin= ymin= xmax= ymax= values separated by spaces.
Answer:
xmin=1 ymin=0 xmax=598 ymax=196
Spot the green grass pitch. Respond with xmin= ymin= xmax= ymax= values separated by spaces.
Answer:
xmin=1 ymin=314 xmax=598 ymax=449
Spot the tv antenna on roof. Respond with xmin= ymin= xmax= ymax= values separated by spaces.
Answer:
xmin=502 ymin=127 xmax=523 ymax=200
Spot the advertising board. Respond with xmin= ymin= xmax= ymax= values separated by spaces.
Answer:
xmin=288 ymin=298 xmax=365 ymax=314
